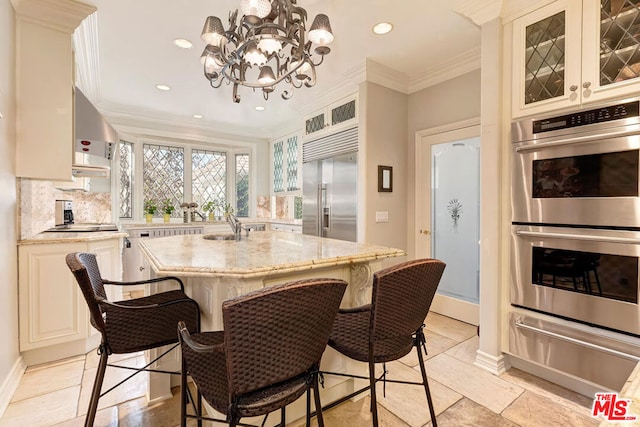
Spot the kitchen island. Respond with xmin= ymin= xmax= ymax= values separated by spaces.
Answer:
xmin=138 ymin=231 xmax=405 ymax=422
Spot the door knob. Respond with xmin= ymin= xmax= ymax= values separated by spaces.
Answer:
xmin=419 ymin=229 xmax=431 ymax=235
xmin=582 ymin=81 xmax=591 ymax=89
xmin=569 ymin=85 xmax=578 ymax=92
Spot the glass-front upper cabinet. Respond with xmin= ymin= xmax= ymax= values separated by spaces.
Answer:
xmin=512 ymin=0 xmax=640 ymax=118
xmin=599 ymin=1 xmax=640 ymax=85
xmin=512 ymin=0 xmax=582 ymax=117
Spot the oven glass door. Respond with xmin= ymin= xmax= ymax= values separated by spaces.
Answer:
xmin=512 ymin=225 xmax=640 ymax=336
xmin=512 ymin=132 xmax=640 ymax=227
xmin=532 ymin=150 xmax=638 ymax=199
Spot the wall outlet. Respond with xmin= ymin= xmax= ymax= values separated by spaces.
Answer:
xmin=375 ymin=211 xmax=389 ymax=223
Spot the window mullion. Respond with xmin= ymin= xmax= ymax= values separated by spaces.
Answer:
xmin=184 ymin=146 xmax=193 ymax=204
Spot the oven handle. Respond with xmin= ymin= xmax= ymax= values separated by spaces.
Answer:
xmin=516 ymin=230 xmax=640 ymax=245
xmin=515 ymin=127 xmax=640 ymax=153
xmin=515 ymin=320 xmax=640 ymax=362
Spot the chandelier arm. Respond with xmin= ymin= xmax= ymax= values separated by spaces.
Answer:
xmin=303 ymin=65 xmax=317 ymax=88
xmin=233 ymin=83 xmax=241 ymax=103
xmin=309 ymin=53 xmax=325 ymax=67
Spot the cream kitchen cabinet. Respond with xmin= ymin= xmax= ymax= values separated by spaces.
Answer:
xmin=303 ymin=93 xmax=358 ymax=139
xmin=12 ymin=0 xmax=95 ymax=180
xmin=512 ymin=0 xmax=640 ymax=118
xmin=18 ymin=238 xmax=122 ymax=361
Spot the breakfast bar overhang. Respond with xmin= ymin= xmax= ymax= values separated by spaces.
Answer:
xmin=138 ymin=230 xmax=405 ymax=422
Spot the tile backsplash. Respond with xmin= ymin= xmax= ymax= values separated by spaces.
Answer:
xmin=255 ymin=195 xmax=302 ymax=220
xmin=18 ymin=179 xmax=111 ymax=239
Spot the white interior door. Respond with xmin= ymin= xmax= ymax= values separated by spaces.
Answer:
xmin=416 ymin=120 xmax=480 ymax=325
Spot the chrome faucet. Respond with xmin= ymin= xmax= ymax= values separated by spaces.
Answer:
xmin=226 ymin=213 xmax=245 ymax=241
xmin=192 ymin=211 xmax=206 ymax=222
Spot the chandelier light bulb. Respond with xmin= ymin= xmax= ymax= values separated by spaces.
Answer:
xmin=308 ymin=14 xmax=334 ymax=46
xmin=201 ymin=16 xmax=225 ymax=46
xmin=258 ymin=28 xmax=282 ymax=54
xmin=290 ymin=59 xmax=311 ymax=75
xmin=257 ymin=66 xmax=276 ymax=85
xmin=244 ymin=42 xmax=267 ymax=66
xmin=239 ymin=0 xmax=271 ymax=18
xmin=204 ymin=55 xmax=222 ymax=72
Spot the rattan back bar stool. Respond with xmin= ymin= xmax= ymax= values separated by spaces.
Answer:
xmin=178 ymin=278 xmax=347 ymax=427
xmin=325 ymin=258 xmax=446 ymax=427
xmin=66 ymin=252 xmax=201 ymax=427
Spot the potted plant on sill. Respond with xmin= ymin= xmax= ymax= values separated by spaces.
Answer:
xmin=202 ymin=200 xmax=217 ymax=221
xmin=223 ymin=202 xmax=235 ymax=219
xmin=144 ymin=199 xmax=157 ymax=224
xmin=162 ymin=199 xmax=175 ymax=223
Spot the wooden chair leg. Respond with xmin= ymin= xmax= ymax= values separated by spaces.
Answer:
xmin=85 ymin=346 xmax=108 ymax=427
xmin=416 ymin=342 xmax=437 ymax=427
xmin=312 ymin=375 xmax=325 ymax=427
xmin=368 ymin=358 xmax=379 ymax=427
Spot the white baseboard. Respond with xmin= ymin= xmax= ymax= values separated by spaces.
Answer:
xmin=474 ymin=349 xmax=509 ymax=376
xmin=0 ymin=356 xmax=26 ymax=419
xmin=431 ymin=294 xmax=479 ymax=325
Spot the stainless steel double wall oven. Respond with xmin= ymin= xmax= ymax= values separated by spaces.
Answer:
xmin=511 ymin=99 xmax=640 ymax=390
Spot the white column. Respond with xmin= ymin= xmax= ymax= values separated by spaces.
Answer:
xmin=475 ymin=18 xmax=509 ymax=375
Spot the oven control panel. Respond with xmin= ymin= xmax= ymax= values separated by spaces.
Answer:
xmin=533 ymin=101 xmax=640 ymax=134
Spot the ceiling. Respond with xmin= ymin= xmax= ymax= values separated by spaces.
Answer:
xmin=79 ymin=0 xmax=481 ymax=140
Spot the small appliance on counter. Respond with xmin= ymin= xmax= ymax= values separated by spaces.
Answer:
xmin=55 ymin=200 xmax=74 ymax=226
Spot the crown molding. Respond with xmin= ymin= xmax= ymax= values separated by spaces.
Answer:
xmin=97 ymin=101 xmax=271 ymax=143
xmin=73 ymin=11 xmax=100 ymax=102
xmin=454 ymin=0 xmax=504 ymax=26
xmin=11 ymin=0 xmax=95 ymax=33
xmin=408 ymin=47 xmax=481 ymax=93
xmin=365 ymin=59 xmax=410 ymax=94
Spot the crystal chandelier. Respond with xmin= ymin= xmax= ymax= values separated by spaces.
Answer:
xmin=200 ymin=0 xmax=334 ymax=103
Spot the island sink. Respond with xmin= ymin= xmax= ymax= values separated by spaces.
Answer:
xmin=202 ymin=233 xmax=236 ymax=241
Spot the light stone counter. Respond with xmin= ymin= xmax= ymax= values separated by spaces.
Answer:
xmin=138 ymin=231 xmax=404 ymax=279
xmin=18 ymin=230 xmax=128 ymax=245
xmin=140 ymin=231 xmax=405 ymax=421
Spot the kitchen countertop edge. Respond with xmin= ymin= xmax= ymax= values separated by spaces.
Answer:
xmin=18 ymin=230 xmax=129 ymax=245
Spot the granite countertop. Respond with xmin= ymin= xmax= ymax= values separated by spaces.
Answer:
xmin=122 ymin=218 xmax=301 ymax=229
xmin=139 ymin=231 xmax=405 ymax=279
xmin=18 ymin=230 xmax=128 ymax=245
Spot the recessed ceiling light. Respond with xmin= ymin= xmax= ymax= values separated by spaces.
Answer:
xmin=373 ymin=22 xmax=393 ymax=35
xmin=255 ymin=106 xmax=265 ymax=111
xmin=156 ymin=84 xmax=171 ymax=91
xmin=192 ymin=114 xmax=204 ymax=119
xmin=173 ymin=38 xmax=193 ymax=49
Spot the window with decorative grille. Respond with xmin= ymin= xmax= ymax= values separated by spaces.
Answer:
xmin=236 ymin=154 xmax=250 ymax=217
xmin=119 ymin=141 xmax=251 ymax=220
xmin=143 ymin=144 xmax=185 ymax=217
xmin=271 ymin=133 xmax=301 ymax=195
xmin=118 ymin=141 xmax=133 ymax=219
xmin=192 ymin=148 xmax=227 ymax=214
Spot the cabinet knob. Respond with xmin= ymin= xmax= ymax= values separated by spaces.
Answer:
xmin=582 ymin=81 xmax=591 ymax=89
xmin=419 ymin=229 xmax=431 ymax=235
xmin=569 ymin=85 xmax=578 ymax=92
xmin=139 ymin=266 xmax=145 ymax=271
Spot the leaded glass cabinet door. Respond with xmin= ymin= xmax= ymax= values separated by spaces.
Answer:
xmin=582 ymin=1 xmax=640 ymax=102
xmin=512 ymin=0 xmax=582 ymax=117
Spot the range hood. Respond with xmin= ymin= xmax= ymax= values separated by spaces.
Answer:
xmin=72 ymin=88 xmax=118 ymax=178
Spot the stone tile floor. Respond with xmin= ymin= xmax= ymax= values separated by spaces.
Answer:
xmin=0 ymin=312 xmax=603 ymax=426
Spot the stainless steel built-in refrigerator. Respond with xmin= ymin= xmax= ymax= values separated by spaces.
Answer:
xmin=303 ymin=152 xmax=357 ymax=242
